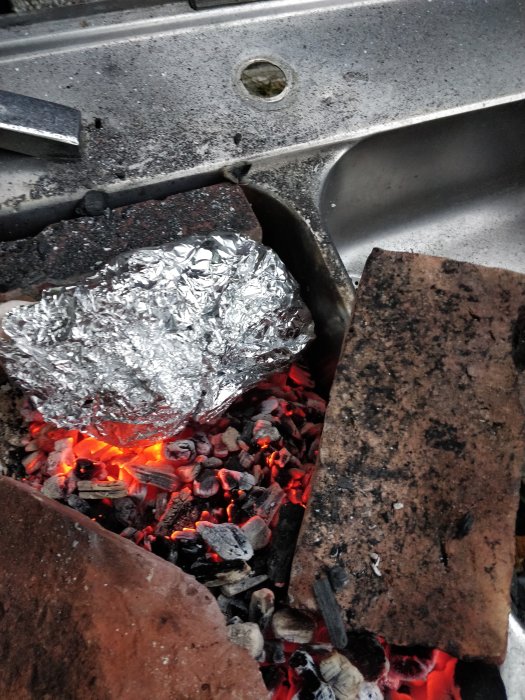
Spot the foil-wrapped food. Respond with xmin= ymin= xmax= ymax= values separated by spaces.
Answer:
xmin=0 ymin=233 xmax=314 ymax=445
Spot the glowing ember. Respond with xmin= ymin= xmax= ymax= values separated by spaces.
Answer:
xmin=16 ymin=363 xmax=461 ymax=699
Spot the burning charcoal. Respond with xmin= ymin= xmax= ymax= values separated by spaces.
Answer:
xmin=259 ymin=396 xmax=279 ymax=415
xmin=241 ymin=515 xmax=271 ymax=550
xmin=154 ymin=488 xmax=201 ymax=536
xmin=221 ymin=426 xmax=240 ymax=452
xmin=267 ymin=502 xmax=304 ymax=585
xmin=210 ymin=433 xmax=229 ymax=459
xmin=385 ymin=645 xmax=435 ymax=684
xmin=249 ymin=588 xmax=275 ymax=629
xmin=357 ymin=683 xmax=384 ymax=700
xmin=77 ymin=480 xmax=127 ymax=499
xmin=227 ymin=622 xmax=264 ymax=660
xmin=270 ymin=447 xmax=291 ymax=470
xmin=301 ymin=422 xmax=323 ymax=439
xmin=306 ymin=394 xmax=327 ymax=414
xmin=113 ymin=497 xmax=140 ymax=528
xmin=239 ymin=421 xmax=254 ymax=445
xmin=41 ymin=474 xmax=66 ymax=499
xmin=149 ymin=533 xmax=178 ymax=563
xmin=194 ymin=432 xmax=212 ymax=456
xmin=65 ymin=494 xmax=91 ymax=515
xmin=280 ymin=415 xmax=301 ymax=441
xmin=252 ymin=412 xmax=277 ymax=423
xmin=343 ymin=631 xmax=387 ymax=682
xmin=22 ymin=450 xmax=45 ymax=475
xmin=127 ymin=465 xmax=180 ymax=492
xmin=176 ymin=462 xmax=202 ymax=483
xmin=220 ymin=573 xmax=268 ymax=597
xmin=23 ymin=439 xmax=38 ymax=452
xmin=163 ymin=439 xmax=196 ymax=465
xmin=272 ymin=608 xmax=315 ymax=644
xmin=320 ymin=652 xmax=364 ymax=700
xmin=193 ymin=470 xmax=220 ymax=498
xmin=289 ymin=364 xmax=315 ymax=388
xmin=253 ymin=420 xmax=281 ymax=445
xmin=218 ymin=468 xmax=256 ymax=493
xmin=252 ymin=482 xmax=285 ymax=522
xmin=74 ymin=458 xmax=97 ymax=480
xmin=289 ymin=651 xmax=336 ymax=700
xmin=314 ymin=575 xmax=348 ymax=650
xmin=196 ymin=522 xmax=254 ymax=561
xmin=202 ymin=457 xmax=223 ymax=469
xmin=46 ymin=437 xmax=75 ymax=476
xmin=154 ymin=492 xmax=169 ymax=519
xmin=238 ymin=451 xmax=255 ymax=470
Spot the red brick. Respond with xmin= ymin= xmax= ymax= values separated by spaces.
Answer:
xmin=289 ymin=250 xmax=525 ymax=663
xmin=0 ymin=477 xmax=267 ymax=699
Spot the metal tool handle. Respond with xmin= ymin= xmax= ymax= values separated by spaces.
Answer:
xmin=0 ymin=89 xmax=81 ymax=158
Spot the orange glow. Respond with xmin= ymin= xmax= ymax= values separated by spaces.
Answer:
xmin=387 ymin=650 xmax=459 ymax=700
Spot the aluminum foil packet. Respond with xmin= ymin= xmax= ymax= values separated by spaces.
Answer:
xmin=0 ymin=233 xmax=314 ymax=446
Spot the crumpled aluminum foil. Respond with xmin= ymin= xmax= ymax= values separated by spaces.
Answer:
xmin=0 ymin=233 xmax=314 ymax=445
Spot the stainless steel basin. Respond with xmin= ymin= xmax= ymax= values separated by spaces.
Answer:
xmin=321 ymin=99 xmax=525 ymax=287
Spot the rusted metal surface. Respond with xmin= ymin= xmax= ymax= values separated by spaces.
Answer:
xmin=289 ymin=249 xmax=525 ymax=664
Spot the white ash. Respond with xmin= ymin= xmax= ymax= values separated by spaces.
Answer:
xmin=220 ymin=573 xmax=268 ymax=597
xmin=241 ymin=515 xmax=271 ymax=550
xmin=272 ymin=608 xmax=315 ymax=644
xmin=320 ymin=652 xmax=364 ymax=700
xmin=249 ymin=588 xmax=275 ymax=629
xmin=227 ymin=622 xmax=264 ymax=660
xmin=357 ymin=683 xmax=384 ymax=700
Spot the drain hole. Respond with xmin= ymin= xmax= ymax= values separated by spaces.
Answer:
xmin=240 ymin=60 xmax=287 ymax=100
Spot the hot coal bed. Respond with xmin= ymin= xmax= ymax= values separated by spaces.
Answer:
xmin=2 ymin=361 xmax=465 ymax=700
xmin=0 ymin=185 xmax=519 ymax=700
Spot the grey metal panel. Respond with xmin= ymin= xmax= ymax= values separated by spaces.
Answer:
xmin=0 ymin=0 xmax=524 ymax=218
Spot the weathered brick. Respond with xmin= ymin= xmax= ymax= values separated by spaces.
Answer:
xmin=289 ymin=249 xmax=525 ymax=663
xmin=0 ymin=476 xmax=267 ymax=699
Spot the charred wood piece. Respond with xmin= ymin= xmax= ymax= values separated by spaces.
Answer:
xmin=267 ymin=502 xmax=304 ymax=585
xmin=154 ymin=488 xmax=201 ymax=536
xmin=313 ymin=575 xmax=348 ymax=650
xmin=127 ymin=465 xmax=180 ymax=492
xmin=77 ymin=480 xmax=127 ymax=499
